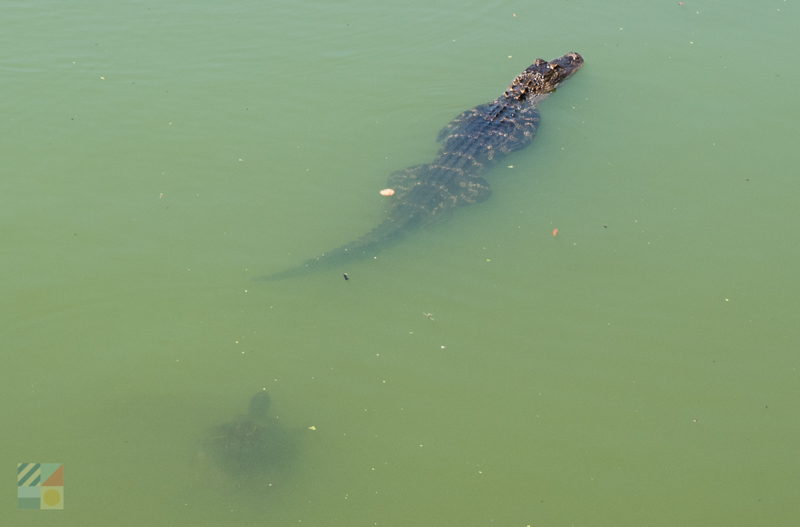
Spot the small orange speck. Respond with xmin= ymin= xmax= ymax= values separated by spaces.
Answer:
xmin=552 ymin=228 xmax=559 ymax=237
xmin=379 ymin=188 xmax=396 ymax=197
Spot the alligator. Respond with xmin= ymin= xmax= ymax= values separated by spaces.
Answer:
xmin=257 ymin=52 xmax=584 ymax=281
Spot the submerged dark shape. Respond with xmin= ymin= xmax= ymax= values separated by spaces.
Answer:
xmin=205 ymin=391 xmax=296 ymax=477
xmin=258 ymin=52 xmax=584 ymax=280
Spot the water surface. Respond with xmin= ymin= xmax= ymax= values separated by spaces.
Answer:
xmin=3 ymin=1 xmax=799 ymax=525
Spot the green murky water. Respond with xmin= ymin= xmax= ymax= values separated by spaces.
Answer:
xmin=3 ymin=1 xmax=799 ymax=525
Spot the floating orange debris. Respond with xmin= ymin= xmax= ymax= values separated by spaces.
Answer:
xmin=379 ymin=188 xmax=396 ymax=197
xmin=552 ymin=228 xmax=559 ymax=237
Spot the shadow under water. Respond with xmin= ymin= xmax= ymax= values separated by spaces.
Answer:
xmin=201 ymin=391 xmax=300 ymax=490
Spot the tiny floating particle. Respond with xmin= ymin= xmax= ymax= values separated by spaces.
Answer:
xmin=379 ymin=188 xmax=396 ymax=197
xmin=552 ymin=228 xmax=559 ymax=237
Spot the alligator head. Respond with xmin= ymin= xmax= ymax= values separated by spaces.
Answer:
xmin=503 ymin=52 xmax=584 ymax=102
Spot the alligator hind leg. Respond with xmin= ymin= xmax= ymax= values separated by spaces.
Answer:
xmin=386 ymin=164 xmax=427 ymax=201
xmin=387 ymin=164 xmax=491 ymax=208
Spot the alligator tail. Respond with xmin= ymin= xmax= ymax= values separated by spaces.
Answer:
xmin=253 ymin=216 xmax=415 ymax=281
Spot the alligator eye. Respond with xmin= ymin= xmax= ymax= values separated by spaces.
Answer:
xmin=548 ymin=63 xmax=561 ymax=70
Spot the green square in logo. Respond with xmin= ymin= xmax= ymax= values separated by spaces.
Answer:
xmin=18 ymin=486 xmax=40 ymax=510
xmin=18 ymin=497 xmax=41 ymax=510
